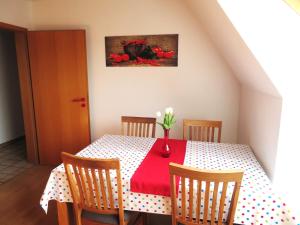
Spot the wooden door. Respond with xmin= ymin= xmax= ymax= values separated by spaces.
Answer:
xmin=15 ymin=31 xmax=39 ymax=163
xmin=28 ymin=30 xmax=90 ymax=165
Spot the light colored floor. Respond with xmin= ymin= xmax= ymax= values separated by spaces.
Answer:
xmin=0 ymin=138 xmax=33 ymax=184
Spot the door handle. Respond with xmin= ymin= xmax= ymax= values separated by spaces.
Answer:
xmin=71 ymin=97 xmax=86 ymax=102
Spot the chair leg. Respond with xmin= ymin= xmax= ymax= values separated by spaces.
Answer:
xmin=57 ymin=202 xmax=71 ymax=225
xmin=73 ymin=207 xmax=82 ymax=225
xmin=171 ymin=214 xmax=176 ymax=225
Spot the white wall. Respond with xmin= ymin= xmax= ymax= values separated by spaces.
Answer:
xmin=216 ymin=0 xmax=300 ymax=217
xmin=0 ymin=0 xmax=32 ymax=28
xmin=0 ymin=30 xmax=24 ymax=144
xmin=238 ymin=86 xmax=282 ymax=179
xmin=30 ymin=0 xmax=240 ymax=143
xmin=184 ymin=0 xmax=300 ymax=216
xmin=184 ymin=0 xmax=283 ymax=180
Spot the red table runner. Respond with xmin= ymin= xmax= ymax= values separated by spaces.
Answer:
xmin=130 ymin=138 xmax=187 ymax=196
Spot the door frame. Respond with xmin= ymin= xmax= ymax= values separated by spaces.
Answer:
xmin=0 ymin=21 xmax=39 ymax=163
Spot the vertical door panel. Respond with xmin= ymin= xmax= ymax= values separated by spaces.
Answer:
xmin=15 ymin=32 xmax=39 ymax=163
xmin=28 ymin=30 xmax=90 ymax=165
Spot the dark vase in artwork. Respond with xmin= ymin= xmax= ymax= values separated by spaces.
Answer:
xmin=122 ymin=40 xmax=156 ymax=60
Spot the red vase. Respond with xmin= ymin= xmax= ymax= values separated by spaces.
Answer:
xmin=161 ymin=129 xmax=171 ymax=158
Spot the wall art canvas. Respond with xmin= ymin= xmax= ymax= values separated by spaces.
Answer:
xmin=105 ymin=34 xmax=178 ymax=67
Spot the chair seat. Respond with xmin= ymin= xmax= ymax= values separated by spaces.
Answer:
xmin=82 ymin=210 xmax=140 ymax=225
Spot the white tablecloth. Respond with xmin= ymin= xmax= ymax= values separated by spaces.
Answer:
xmin=40 ymin=135 xmax=297 ymax=224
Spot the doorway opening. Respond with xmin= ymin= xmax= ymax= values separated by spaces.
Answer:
xmin=0 ymin=29 xmax=33 ymax=184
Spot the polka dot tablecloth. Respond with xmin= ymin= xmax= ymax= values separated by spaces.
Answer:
xmin=40 ymin=135 xmax=298 ymax=225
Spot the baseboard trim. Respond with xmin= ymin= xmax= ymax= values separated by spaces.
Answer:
xmin=0 ymin=136 xmax=25 ymax=149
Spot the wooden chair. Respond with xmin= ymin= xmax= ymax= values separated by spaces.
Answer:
xmin=183 ymin=120 xmax=222 ymax=143
xmin=121 ymin=116 xmax=156 ymax=138
xmin=169 ymin=163 xmax=243 ymax=225
xmin=61 ymin=152 xmax=142 ymax=225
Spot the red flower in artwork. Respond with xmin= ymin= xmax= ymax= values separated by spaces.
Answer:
xmin=110 ymin=53 xmax=129 ymax=63
xmin=135 ymin=57 xmax=160 ymax=66
xmin=152 ymin=47 xmax=162 ymax=53
xmin=164 ymin=51 xmax=175 ymax=58
xmin=114 ymin=55 xmax=122 ymax=63
xmin=156 ymin=51 xmax=164 ymax=58
xmin=121 ymin=54 xmax=129 ymax=61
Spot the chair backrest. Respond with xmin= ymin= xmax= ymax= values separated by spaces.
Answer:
xmin=183 ymin=119 xmax=222 ymax=143
xmin=61 ymin=152 xmax=125 ymax=225
xmin=169 ymin=163 xmax=243 ymax=225
xmin=121 ymin=116 xmax=156 ymax=138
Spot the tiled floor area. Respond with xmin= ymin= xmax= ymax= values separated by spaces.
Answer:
xmin=0 ymin=138 xmax=33 ymax=184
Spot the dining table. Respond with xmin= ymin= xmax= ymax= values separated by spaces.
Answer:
xmin=40 ymin=134 xmax=298 ymax=225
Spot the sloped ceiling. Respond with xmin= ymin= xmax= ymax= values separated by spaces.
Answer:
xmin=284 ymin=0 xmax=300 ymax=14
xmin=184 ymin=0 xmax=280 ymax=97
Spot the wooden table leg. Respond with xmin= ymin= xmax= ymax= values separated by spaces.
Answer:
xmin=57 ymin=202 xmax=71 ymax=225
xmin=142 ymin=213 xmax=149 ymax=225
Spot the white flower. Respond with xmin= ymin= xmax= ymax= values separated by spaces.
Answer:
xmin=156 ymin=111 xmax=162 ymax=117
xmin=165 ymin=107 xmax=174 ymax=114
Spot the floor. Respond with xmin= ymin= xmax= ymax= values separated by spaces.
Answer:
xmin=0 ymin=165 xmax=57 ymax=225
xmin=0 ymin=163 xmax=238 ymax=225
xmin=0 ymin=139 xmax=169 ymax=225
xmin=0 ymin=138 xmax=33 ymax=184
xmin=0 ymin=163 xmax=171 ymax=225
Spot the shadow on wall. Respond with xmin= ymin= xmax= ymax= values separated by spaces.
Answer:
xmin=238 ymin=87 xmax=282 ymax=181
